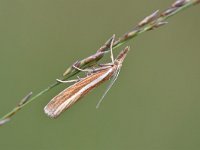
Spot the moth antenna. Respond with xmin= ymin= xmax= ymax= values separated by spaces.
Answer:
xmin=96 ymin=68 xmax=121 ymax=109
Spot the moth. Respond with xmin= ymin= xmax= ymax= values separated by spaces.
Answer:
xmin=44 ymin=44 xmax=130 ymax=118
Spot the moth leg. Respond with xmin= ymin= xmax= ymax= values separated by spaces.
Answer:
xmin=72 ymin=63 xmax=93 ymax=73
xmin=98 ymin=63 xmax=113 ymax=67
xmin=56 ymin=79 xmax=79 ymax=83
xmin=77 ymin=76 xmax=81 ymax=80
xmin=97 ymin=34 xmax=115 ymax=67
xmin=110 ymin=34 xmax=115 ymax=63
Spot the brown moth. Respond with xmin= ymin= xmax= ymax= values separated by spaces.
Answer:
xmin=44 ymin=46 xmax=130 ymax=118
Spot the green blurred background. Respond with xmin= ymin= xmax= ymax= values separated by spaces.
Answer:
xmin=0 ymin=0 xmax=199 ymax=150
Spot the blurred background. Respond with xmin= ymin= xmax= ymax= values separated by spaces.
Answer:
xmin=0 ymin=0 xmax=199 ymax=150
